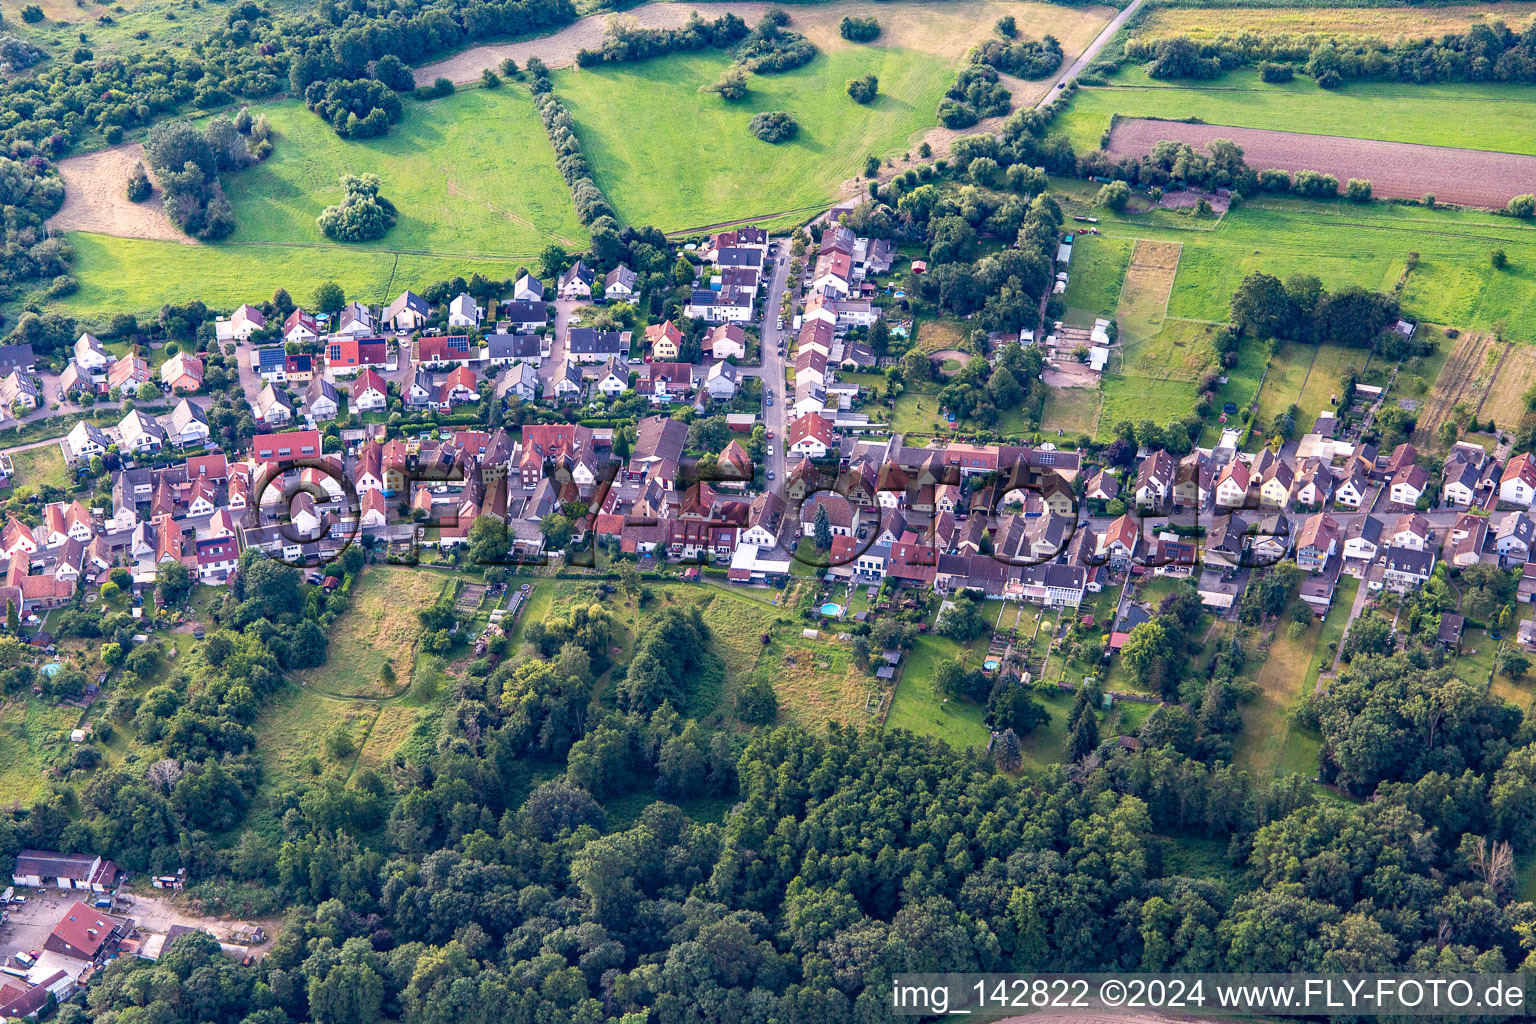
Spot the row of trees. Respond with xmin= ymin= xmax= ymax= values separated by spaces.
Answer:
xmin=1132 ymin=20 xmax=1536 ymax=88
xmin=1230 ymin=271 xmax=1410 ymax=350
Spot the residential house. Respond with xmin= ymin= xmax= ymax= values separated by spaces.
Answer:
xmin=794 ymin=348 xmax=828 ymax=389
xmin=1442 ymin=456 xmax=1482 ymax=507
xmin=1389 ymin=512 xmax=1431 ymax=551
xmin=514 ymin=273 xmax=545 ymax=302
xmin=0 ymin=370 xmax=39 ymax=412
xmin=1085 ymin=469 xmax=1119 ymax=504
xmin=1174 ymin=451 xmax=1212 ymax=509
xmin=558 ymin=261 xmax=595 ymax=300
xmin=1385 ymin=442 xmax=1419 ymax=478
xmin=1295 ymin=512 xmax=1340 ymax=571
xmin=406 ymin=369 xmax=436 ymax=408
xmin=282 ymin=308 xmax=319 ymax=345
xmin=1134 ymin=449 xmax=1174 ymax=511
xmin=799 ymin=492 xmax=855 ymax=538
xmin=1100 ymin=514 xmax=1139 ymax=568
xmin=741 ymin=492 xmax=790 ymax=548
xmin=1294 ymin=459 xmax=1334 ymax=508
xmin=1445 ymin=513 xmax=1488 ymax=567
xmin=167 ymin=399 xmax=210 ymax=447
xmin=594 ymin=358 xmax=629 ymax=398
xmin=704 ymin=361 xmax=737 ymax=401
xmin=501 ymin=300 xmax=549 ymax=333
xmin=349 ymin=369 xmax=388 ymax=412
xmin=552 ymin=361 xmax=584 ymax=402
xmin=73 ymin=332 xmax=110 ymax=371
xmin=159 ymin=352 xmax=204 ymax=393
xmin=215 ymin=304 xmax=266 ymax=343
xmin=0 ymin=346 xmax=38 ymax=384
xmin=645 ymin=320 xmax=683 ymax=361
xmin=416 ymin=334 xmax=473 ymax=367
xmin=706 ymin=323 xmax=747 ymax=361
xmin=305 ymin=377 xmax=341 ymax=420
xmin=57 ymin=361 xmax=87 ymax=398
xmin=109 ymin=359 xmax=148 ymax=396
xmin=484 ymin=332 xmax=544 ymax=368
xmin=44 ymin=901 xmax=128 ymax=962
xmin=65 ymin=421 xmax=109 ymax=463
xmin=501 ymin=362 xmax=540 ymax=403
xmin=1501 ymin=453 xmax=1536 ymax=506
xmin=787 ymin=413 xmax=835 ymax=458
xmin=196 ymin=535 xmax=240 ymax=583
xmin=334 ymin=301 xmax=375 ymax=338
xmin=1390 ymin=463 xmax=1429 ymax=507
xmin=254 ymin=347 xmax=287 ymax=383
xmin=1258 ymin=454 xmax=1295 ymax=509
xmin=438 ymin=366 xmax=479 ymax=407
xmin=1343 ymin=515 xmax=1383 ymax=566
xmin=384 ymin=290 xmax=430 ymax=331
xmin=1495 ymin=511 xmax=1536 ymax=561
xmin=604 ymin=265 xmax=637 ymax=302
xmin=325 ymin=336 xmax=389 ymax=372
xmin=1335 ymin=468 xmax=1369 ymax=509
xmin=1215 ymin=458 xmax=1251 ymax=509
xmin=447 ymin=293 xmax=481 ymax=328
xmin=684 ymin=287 xmax=753 ymax=322
xmin=284 ymin=353 xmax=313 ymax=383
xmin=566 ymin=328 xmax=628 ymax=364
xmin=252 ymin=430 xmax=321 ymax=464
xmin=1 ymin=517 xmax=37 ymax=560
xmin=255 ymin=383 xmax=294 ymax=425
xmin=116 ymin=409 xmax=165 ymax=453
xmin=1381 ymin=546 xmax=1435 ymax=592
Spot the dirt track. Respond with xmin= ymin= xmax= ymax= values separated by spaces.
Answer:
xmin=1105 ymin=118 xmax=1536 ymax=209
xmin=414 ymin=1 xmax=1112 ymax=85
xmin=50 ymin=142 xmax=191 ymax=243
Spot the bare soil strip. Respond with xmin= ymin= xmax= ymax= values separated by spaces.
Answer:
xmin=50 ymin=142 xmax=190 ymax=244
xmin=415 ymin=1 xmax=1113 ymax=84
xmin=1415 ymin=331 xmax=1496 ymax=442
xmin=1105 ymin=118 xmax=1536 ymax=209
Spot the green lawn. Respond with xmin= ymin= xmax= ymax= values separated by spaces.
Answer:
xmin=7 ymin=444 xmax=71 ymax=492
xmin=59 ymin=90 xmax=585 ymax=320
xmin=1055 ymin=66 xmax=1536 ymax=156
xmin=0 ymin=698 xmax=81 ymax=804
xmin=1052 ymin=181 xmax=1536 ymax=342
xmin=1061 ymin=234 xmax=1132 ymax=325
xmin=1097 ymin=374 xmax=1198 ymax=440
xmin=885 ymin=634 xmax=989 ymax=750
xmin=556 ymin=46 xmax=957 ymax=229
xmin=1201 ymin=340 xmax=1269 ymax=443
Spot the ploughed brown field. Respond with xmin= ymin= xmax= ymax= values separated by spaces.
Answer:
xmin=1105 ymin=118 xmax=1536 ymax=209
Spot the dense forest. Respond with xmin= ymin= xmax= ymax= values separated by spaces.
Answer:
xmin=3 ymin=568 xmax=1535 ymax=1024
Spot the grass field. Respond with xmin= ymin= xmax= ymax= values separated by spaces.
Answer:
xmin=56 ymin=90 xmax=585 ymax=320
xmin=1251 ymin=341 xmax=1316 ymax=430
xmin=1042 ymin=386 xmax=1102 ymax=438
xmin=301 ymin=567 xmax=445 ymax=698
xmin=1098 ymin=374 xmax=1198 ymax=440
xmin=1055 ymin=66 xmax=1536 ymax=157
xmin=556 ymin=47 xmax=958 ymax=229
xmin=1295 ymin=344 xmax=1367 ymax=426
xmin=0 ymin=698 xmax=81 ymax=805
xmin=885 ymin=634 xmax=990 ymax=749
xmin=1135 ymin=3 xmax=1536 ymax=43
xmin=1201 ymin=340 xmax=1269 ymax=443
xmin=7 ymin=445 xmax=70 ymax=492
xmin=1053 ymin=180 xmax=1536 ymax=344
xmin=1478 ymin=344 xmax=1536 ymax=431
xmin=1415 ymin=331 xmax=1503 ymax=443
xmin=1060 ymin=234 xmax=1132 ymax=325
xmin=1116 ymin=239 xmax=1182 ymax=345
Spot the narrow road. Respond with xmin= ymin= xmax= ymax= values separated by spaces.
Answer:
xmin=756 ymin=239 xmax=793 ymax=482
xmin=1033 ymin=0 xmax=1145 ymax=111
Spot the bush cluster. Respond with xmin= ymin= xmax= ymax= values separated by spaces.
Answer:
xmin=846 ymin=73 xmax=878 ymax=104
xmin=838 ymin=15 xmax=880 ymax=43
xmin=143 ymin=117 xmax=259 ymax=241
xmin=734 ymin=9 xmax=815 ymax=73
xmin=973 ymin=33 xmax=1064 ymax=79
xmin=575 ymin=11 xmax=749 ymax=65
xmin=304 ymin=78 xmax=403 ymax=139
xmin=749 ymin=110 xmax=798 ymax=143
xmin=316 ymin=173 xmax=398 ymax=242
xmin=937 ymin=65 xmax=1011 ymax=129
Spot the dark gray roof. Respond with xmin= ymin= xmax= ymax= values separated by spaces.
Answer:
xmin=502 ymin=300 xmax=548 ymax=324
xmin=566 ymin=328 xmax=626 ymax=355
xmin=486 ymin=332 xmax=541 ymax=358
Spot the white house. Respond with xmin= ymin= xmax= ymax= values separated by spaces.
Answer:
xmin=74 ymin=332 xmax=111 ymax=371
xmin=787 ymin=413 xmax=835 ymax=458
xmin=448 ymin=293 xmax=481 ymax=328
xmin=594 ymin=358 xmax=628 ymax=398
xmin=514 ymin=273 xmax=545 ymax=302
xmin=604 ymin=265 xmax=637 ymax=302
xmin=558 ymin=262 xmax=595 ymax=300
xmin=117 ymin=409 xmax=166 ymax=453
xmin=350 ymin=369 xmax=388 ymax=412
xmin=167 ymin=398 xmax=210 ymax=446
xmin=66 ymin=421 xmax=109 ymax=462
xmin=1501 ymin=453 xmax=1536 ymax=506
xmin=706 ymin=323 xmax=747 ymax=361
xmin=704 ymin=361 xmax=737 ymax=401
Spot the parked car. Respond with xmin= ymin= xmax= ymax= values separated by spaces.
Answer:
xmin=767 ymin=445 xmax=775 ymax=457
